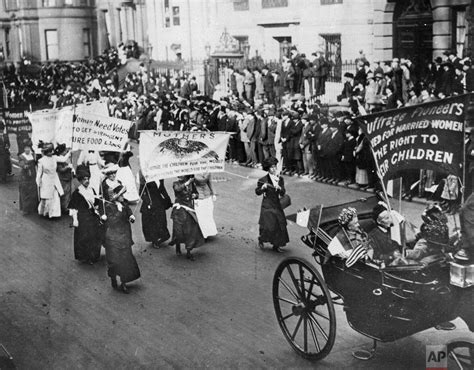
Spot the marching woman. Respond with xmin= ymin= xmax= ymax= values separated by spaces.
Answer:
xmin=116 ymin=143 xmax=140 ymax=204
xmin=36 ymin=142 xmax=64 ymax=218
xmin=139 ymin=173 xmax=172 ymax=248
xmin=170 ymin=175 xmax=204 ymax=261
xmin=102 ymin=176 xmax=140 ymax=294
xmin=54 ymin=144 xmax=74 ymax=214
xmin=68 ymin=165 xmax=103 ymax=264
xmin=194 ymin=172 xmax=218 ymax=239
xmin=18 ymin=139 xmax=38 ymax=215
xmin=77 ymin=149 xmax=104 ymax=195
xmin=255 ymin=157 xmax=289 ymax=253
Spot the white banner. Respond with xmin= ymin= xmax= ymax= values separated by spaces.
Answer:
xmin=29 ymin=100 xmax=110 ymax=148
xmin=71 ymin=112 xmax=132 ymax=152
xmin=139 ymin=130 xmax=231 ymax=181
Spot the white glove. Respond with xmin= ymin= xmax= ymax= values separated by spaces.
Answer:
xmin=129 ymin=215 xmax=136 ymax=223
xmin=212 ymin=195 xmax=217 ymax=202
xmin=72 ymin=219 xmax=79 ymax=227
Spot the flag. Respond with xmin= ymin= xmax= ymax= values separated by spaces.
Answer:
xmin=345 ymin=244 xmax=368 ymax=268
xmin=289 ymin=205 xmax=323 ymax=231
xmin=327 ymin=236 xmax=346 ymax=256
xmin=386 ymin=177 xmax=402 ymax=199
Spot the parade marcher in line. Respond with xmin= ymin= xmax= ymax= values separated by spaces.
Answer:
xmin=0 ymin=121 xmax=12 ymax=183
xmin=354 ymin=127 xmax=371 ymax=190
xmin=68 ymin=165 xmax=103 ymax=265
xmin=103 ymin=183 xmax=140 ymax=294
xmin=256 ymin=157 xmax=289 ymax=253
xmin=116 ymin=144 xmax=140 ymax=203
xmin=18 ymin=139 xmax=38 ymax=215
xmin=54 ymin=144 xmax=74 ymax=214
xmin=170 ymin=175 xmax=204 ymax=261
xmin=77 ymin=149 xmax=104 ymax=195
xmin=36 ymin=142 xmax=64 ymax=218
xmin=139 ymin=174 xmax=172 ymax=248
xmin=194 ymin=172 xmax=218 ymax=239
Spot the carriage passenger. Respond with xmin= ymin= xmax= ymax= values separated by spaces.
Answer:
xmin=367 ymin=203 xmax=404 ymax=265
xmin=334 ymin=207 xmax=374 ymax=267
xmin=405 ymin=204 xmax=449 ymax=262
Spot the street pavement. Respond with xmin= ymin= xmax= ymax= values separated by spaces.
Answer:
xmin=0 ymin=151 xmax=472 ymax=369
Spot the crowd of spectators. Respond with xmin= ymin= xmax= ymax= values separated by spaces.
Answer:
xmin=1 ymin=45 xmax=474 ymax=199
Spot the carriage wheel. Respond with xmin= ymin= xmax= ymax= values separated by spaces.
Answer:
xmin=448 ymin=341 xmax=474 ymax=370
xmin=273 ymin=257 xmax=336 ymax=361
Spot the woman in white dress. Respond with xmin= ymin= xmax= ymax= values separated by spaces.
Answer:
xmin=116 ymin=144 xmax=139 ymax=204
xmin=193 ymin=172 xmax=218 ymax=239
xmin=36 ymin=142 xmax=63 ymax=218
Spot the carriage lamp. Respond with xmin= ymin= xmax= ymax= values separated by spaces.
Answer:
xmin=449 ymin=261 xmax=474 ymax=288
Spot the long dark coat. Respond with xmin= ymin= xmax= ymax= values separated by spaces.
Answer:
xmin=18 ymin=153 xmax=38 ymax=214
xmin=255 ymin=174 xmax=289 ymax=247
xmin=68 ymin=188 xmax=103 ymax=263
xmin=140 ymin=180 xmax=171 ymax=244
xmin=104 ymin=202 xmax=141 ymax=283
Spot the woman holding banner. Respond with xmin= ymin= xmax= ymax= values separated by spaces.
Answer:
xmin=68 ymin=165 xmax=103 ymax=264
xmin=194 ymin=172 xmax=218 ymax=239
xmin=36 ymin=142 xmax=64 ymax=218
xmin=102 ymin=181 xmax=140 ymax=294
xmin=18 ymin=139 xmax=38 ymax=215
xmin=170 ymin=175 xmax=204 ymax=261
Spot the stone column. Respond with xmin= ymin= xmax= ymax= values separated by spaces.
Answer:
xmin=373 ymin=0 xmax=395 ymax=62
xmin=431 ymin=0 xmax=453 ymax=57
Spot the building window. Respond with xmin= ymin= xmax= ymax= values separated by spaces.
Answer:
xmin=4 ymin=0 xmax=19 ymax=10
xmin=5 ymin=27 xmax=10 ymax=58
xmin=83 ymin=28 xmax=91 ymax=58
xmin=319 ymin=33 xmax=341 ymax=81
xmin=262 ymin=0 xmax=288 ymax=8
xmin=233 ymin=0 xmax=249 ymax=11
xmin=453 ymin=7 xmax=466 ymax=57
xmin=164 ymin=0 xmax=170 ymax=28
xmin=172 ymin=6 xmax=180 ymax=26
xmin=42 ymin=0 xmax=56 ymax=6
xmin=45 ymin=30 xmax=59 ymax=60
xmin=321 ymin=0 xmax=342 ymax=4
xmin=64 ymin=0 xmax=73 ymax=5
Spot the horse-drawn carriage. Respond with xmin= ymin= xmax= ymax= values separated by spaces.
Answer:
xmin=272 ymin=196 xmax=473 ymax=367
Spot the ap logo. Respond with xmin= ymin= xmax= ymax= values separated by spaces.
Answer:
xmin=426 ymin=345 xmax=447 ymax=370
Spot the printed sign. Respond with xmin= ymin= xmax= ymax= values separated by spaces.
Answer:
xmin=356 ymin=95 xmax=469 ymax=180
xmin=71 ymin=112 xmax=132 ymax=152
xmin=4 ymin=106 xmax=31 ymax=135
xmin=139 ymin=130 xmax=231 ymax=181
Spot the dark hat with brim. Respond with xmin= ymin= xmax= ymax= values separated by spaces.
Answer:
xmin=262 ymin=156 xmax=278 ymax=171
xmin=76 ymin=164 xmax=91 ymax=180
xmin=344 ymin=72 xmax=354 ymax=79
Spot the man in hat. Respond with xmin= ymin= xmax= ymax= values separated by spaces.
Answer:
xmin=325 ymin=119 xmax=344 ymax=184
xmin=280 ymin=110 xmax=294 ymax=174
xmin=315 ymin=116 xmax=331 ymax=181
xmin=465 ymin=60 xmax=474 ymax=93
xmin=312 ymin=51 xmax=329 ymax=97
xmin=0 ymin=121 xmax=12 ymax=183
xmin=262 ymin=66 xmax=275 ymax=105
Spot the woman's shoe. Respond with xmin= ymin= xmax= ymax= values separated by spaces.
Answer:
xmin=175 ymin=245 xmax=182 ymax=256
xmin=186 ymin=251 xmax=195 ymax=261
xmin=272 ymin=246 xmax=284 ymax=253
xmin=111 ymin=278 xmax=118 ymax=289
xmin=120 ymin=283 xmax=129 ymax=294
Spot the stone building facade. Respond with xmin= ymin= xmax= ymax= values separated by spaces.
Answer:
xmin=0 ymin=0 xmax=97 ymax=63
xmin=147 ymin=0 xmax=472 ymax=65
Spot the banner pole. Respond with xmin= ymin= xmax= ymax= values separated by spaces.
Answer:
xmin=369 ymin=145 xmax=391 ymax=213
xmin=462 ymin=104 xmax=467 ymax=205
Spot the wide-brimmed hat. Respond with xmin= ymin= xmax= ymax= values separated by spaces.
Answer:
xmin=262 ymin=156 xmax=278 ymax=171
xmin=102 ymin=163 xmax=119 ymax=175
xmin=41 ymin=142 xmax=54 ymax=154
xmin=76 ymin=164 xmax=91 ymax=180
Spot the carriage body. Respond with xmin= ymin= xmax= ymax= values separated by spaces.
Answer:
xmin=309 ymin=196 xmax=461 ymax=342
xmin=273 ymin=196 xmax=473 ymax=363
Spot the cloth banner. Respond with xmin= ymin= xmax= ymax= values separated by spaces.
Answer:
xmin=356 ymin=95 xmax=470 ymax=181
xmin=139 ymin=130 xmax=231 ymax=181
xmin=29 ymin=100 xmax=110 ymax=148
xmin=71 ymin=112 xmax=132 ymax=152
xmin=4 ymin=106 xmax=31 ymax=135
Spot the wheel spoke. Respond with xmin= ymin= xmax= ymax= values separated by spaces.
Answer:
xmin=303 ymin=316 xmax=308 ymax=353
xmin=281 ymin=312 xmax=295 ymax=322
xmin=313 ymin=309 xmax=330 ymax=321
xmin=449 ymin=352 xmax=464 ymax=368
xmin=291 ymin=315 xmax=304 ymax=341
xmin=299 ymin=264 xmax=306 ymax=300
xmin=307 ymin=313 xmax=321 ymax=352
xmin=279 ymin=277 xmax=300 ymax=301
xmin=286 ymin=265 xmax=304 ymax=298
xmin=308 ymin=313 xmax=329 ymax=341
xmin=277 ymin=296 xmax=298 ymax=305
xmin=305 ymin=278 xmax=315 ymax=302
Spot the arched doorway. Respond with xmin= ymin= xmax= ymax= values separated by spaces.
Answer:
xmin=393 ymin=0 xmax=433 ymax=76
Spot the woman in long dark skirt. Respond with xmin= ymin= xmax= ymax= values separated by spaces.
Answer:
xmin=170 ymin=175 xmax=204 ymax=261
xmin=68 ymin=165 xmax=103 ymax=264
xmin=18 ymin=140 xmax=38 ymax=215
xmin=256 ymin=157 xmax=289 ymax=253
xmin=103 ymin=183 xmax=140 ymax=293
xmin=139 ymin=174 xmax=172 ymax=248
